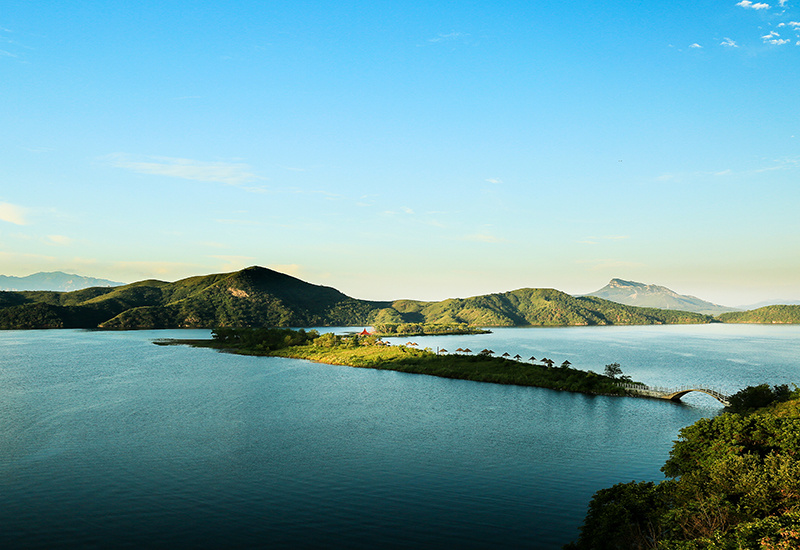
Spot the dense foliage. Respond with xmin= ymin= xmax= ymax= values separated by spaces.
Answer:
xmin=372 ymin=322 xmax=490 ymax=336
xmin=390 ymin=291 xmax=714 ymax=327
xmin=567 ymin=386 xmax=800 ymax=549
xmin=718 ymin=305 xmax=800 ymax=324
xmin=211 ymin=327 xmax=320 ymax=351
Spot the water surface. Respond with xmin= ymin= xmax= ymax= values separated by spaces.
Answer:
xmin=1 ymin=326 xmax=797 ymax=548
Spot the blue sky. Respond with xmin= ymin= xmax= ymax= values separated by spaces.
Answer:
xmin=2 ymin=1 xmax=799 ymax=306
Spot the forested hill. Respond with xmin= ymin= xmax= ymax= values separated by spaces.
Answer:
xmin=718 ymin=305 xmax=800 ymax=324
xmin=0 ymin=266 xmax=387 ymax=329
xmin=0 ymin=266 xmax=714 ymax=329
xmin=372 ymin=289 xmax=712 ymax=328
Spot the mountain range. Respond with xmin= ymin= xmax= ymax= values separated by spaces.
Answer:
xmin=0 ymin=271 xmax=123 ymax=292
xmin=585 ymin=278 xmax=740 ymax=316
xmin=0 ymin=266 xmax=718 ymax=329
xmin=0 ymin=267 xmax=796 ymax=329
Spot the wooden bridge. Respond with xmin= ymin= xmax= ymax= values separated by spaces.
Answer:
xmin=616 ymin=383 xmax=731 ymax=406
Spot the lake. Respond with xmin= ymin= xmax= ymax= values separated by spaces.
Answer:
xmin=1 ymin=325 xmax=798 ymax=549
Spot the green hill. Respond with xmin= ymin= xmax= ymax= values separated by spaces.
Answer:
xmin=0 ymin=265 xmax=716 ymax=329
xmin=385 ymin=289 xmax=712 ymax=327
xmin=718 ymin=305 xmax=800 ymax=324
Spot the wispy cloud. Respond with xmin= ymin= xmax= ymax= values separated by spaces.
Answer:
xmin=576 ymin=259 xmax=644 ymax=271
xmin=0 ymin=202 xmax=28 ymax=225
xmin=111 ymin=261 xmax=200 ymax=279
xmin=46 ymin=235 xmax=73 ymax=245
xmin=485 ymin=178 xmax=503 ymax=184
xmin=689 ymin=43 xmax=703 ymax=48
xmin=106 ymin=153 xmax=265 ymax=187
xmin=737 ymin=1 xmax=770 ymax=9
xmin=428 ymin=31 xmax=470 ymax=44
xmin=579 ymin=235 xmax=630 ymax=245
xmin=211 ymin=255 xmax=257 ymax=272
xmin=658 ymin=156 xmax=799 ymax=181
xmin=461 ymin=233 xmax=506 ymax=243
xmin=762 ymin=31 xmax=791 ymax=44
xmin=720 ymin=37 xmax=739 ymax=47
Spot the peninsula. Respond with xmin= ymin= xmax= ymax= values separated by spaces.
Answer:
xmin=159 ymin=327 xmax=635 ymax=397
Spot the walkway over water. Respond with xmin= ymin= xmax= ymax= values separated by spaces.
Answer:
xmin=616 ymin=383 xmax=731 ymax=406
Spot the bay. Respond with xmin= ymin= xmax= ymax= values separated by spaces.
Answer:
xmin=0 ymin=325 xmax=797 ymax=549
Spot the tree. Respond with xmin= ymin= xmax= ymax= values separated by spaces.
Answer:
xmin=604 ymin=362 xmax=622 ymax=379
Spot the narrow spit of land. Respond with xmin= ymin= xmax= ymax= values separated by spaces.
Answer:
xmin=156 ymin=327 xmax=634 ymax=397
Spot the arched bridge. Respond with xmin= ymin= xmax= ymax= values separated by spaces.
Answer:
xmin=616 ymin=383 xmax=731 ymax=406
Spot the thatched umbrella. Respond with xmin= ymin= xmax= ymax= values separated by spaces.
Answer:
xmin=561 ymin=360 xmax=572 ymax=368
xmin=514 ymin=354 xmax=521 ymax=361
xmin=463 ymin=348 xmax=472 ymax=354
xmin=501 ymin=352 xmax=510 ymax=358
xmin=439 ymin=348 xmax=448 ymax=354
xmin=455 ymin=347 xmax=464 ymax=353
xmin=529 ymin=356 xmax=536 ymax=362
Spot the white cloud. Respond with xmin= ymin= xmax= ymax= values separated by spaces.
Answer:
xmin=46 ymin=235 xmax=72 ymax=245
xmin=721 ymin=37 xmax=739 ymax=47
xmin=106 ymin=153 xmax=265 ymax=187
xmin=789 ymin=21 xmax=800 ymax=27
xmin=690 ymin=43 xmax=703 ymax=48
xmin=0 ymin=202 xmax=28 ymax=225
xmin=428 ymin=32 xmax=469 ymax=43
xmin=267 ymin=263 xmax=302 ymax=277
xmin=485 ymin=178 xmax=503 ymax=184
xmin=763 ymin=32 xmax=791 ymax=44
xmin=462 ymin=233 xmax=506 ymax=243
xmin=737 ymin=1 xmax=770 ymax=8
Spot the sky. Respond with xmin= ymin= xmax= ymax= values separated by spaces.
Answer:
xmin=2 ymin=1 xmax=799 ymax=307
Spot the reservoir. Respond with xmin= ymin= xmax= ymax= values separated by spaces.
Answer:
xmin=1 ymin=325 xmax=798 ymax=548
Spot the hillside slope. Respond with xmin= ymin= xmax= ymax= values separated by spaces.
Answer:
xmin=718 ymin=305 xmax=800 ymax=324
xmin=0 ymin=266 xmax=716 ymax=329
xmin=587 ymin=278 xmax=738 ymax=315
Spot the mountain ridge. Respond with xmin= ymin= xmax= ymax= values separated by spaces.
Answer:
xmin=0 ymin=271 xmax=124 ymax=292
xmin=585 ymin=278 xmax=739 ymax=316
xmin=0 ymin=266 xmax=716 ymax=329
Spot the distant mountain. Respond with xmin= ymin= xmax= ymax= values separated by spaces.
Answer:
xmin=0 ymin=271 xmax=123 ymax=292
xmin=585 ymin=278 xmax=739 ymax=316
xmin=0 ymin=266 xmax=715 ymax=330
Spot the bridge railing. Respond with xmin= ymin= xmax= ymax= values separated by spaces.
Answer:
xmin=615 ymin=382 xmax=731 ymax=403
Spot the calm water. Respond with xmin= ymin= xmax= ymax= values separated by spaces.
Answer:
xmin=0 ymin=325 xmax=798 ymax=549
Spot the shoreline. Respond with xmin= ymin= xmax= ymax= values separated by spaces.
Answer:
xmin=157 ymin=337 xmax=636 ymax=399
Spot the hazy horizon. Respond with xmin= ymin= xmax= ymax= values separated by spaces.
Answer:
xmin=2 ymin=266 xmax=797 ymax=309
xmin=2 ymin=2 xmax=798 ymax=306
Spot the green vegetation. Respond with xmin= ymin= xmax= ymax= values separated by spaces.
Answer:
xmin=726 ymin=384 xmax=793 ymax=414
xmin=389 ymin=290 xmax=714 ymax=327
xmin=0 ymin=267 xmax=387 ymax=329
xmin=372 ymin=322 xmax=490 ymax=336
xmin=5 ymin=265 xmax=797 ymax=330
xmin=718 ymin=305 xmax=800 ymax=324
xmin=179 ymin=327 xmax=632 ymax=396
xmin=566 ymin=385 xmax=800 ymax=549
